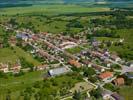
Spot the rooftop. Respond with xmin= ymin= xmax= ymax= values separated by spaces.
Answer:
xmin=68 ymin=59 xmax=81 ymax=68
xmin=48 ymin=67 xmax=70 ymax=76
xmin=113 ymin=78 xmax=124 ymax=86
xmin=99 ymin=72 xmax=113 ymax=79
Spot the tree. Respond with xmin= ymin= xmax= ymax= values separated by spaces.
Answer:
xmin=90 ymin=87 xmax=101 ymax=98
xmin=83 ymin=67 xmax=96 ymax=77
xmin=19 ymin=57 xmax=34 ymax=71
xmin=73 ymin=91 xmax=81 ymax=100
xmin=9 ymin=18 xmax=18 ymax=26
xmin=0 ymin=71 xmax=8 ymax=78
xmin=6 ymin=89 xmax=11 ymax=100
xmin=106 ymin=41 xmax=112 ymax=47
xmin=88 ymin=76 xmax=97 ymax=83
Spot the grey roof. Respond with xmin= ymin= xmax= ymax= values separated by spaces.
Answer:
xmin=48 ymin=67 xmax=70 ymax=76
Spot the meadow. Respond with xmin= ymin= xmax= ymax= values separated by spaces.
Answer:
xmin=0 ymin=4 xmax=110 ymax=15
xmin=0 ymin=46 xmax=40 ymax=66
xmin=0 ymin=72 xmax=83 ymax=100
xmin=97 ymin=29 xmax=133 ymax=60
xmin=0 ymin=71 xmax=44 ymax=100
xmin=119 ymin=86 xmax=133 ymax=100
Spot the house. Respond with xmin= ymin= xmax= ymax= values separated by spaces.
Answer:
xmin=125 ymin=72 xmax=133 ymax=79
xmin=9 ymin=36 xmax=17 ymax=46
xmin=104 ymin=51 xmax=110 ymax=57
xmin=38 ymin=50 xmax=54 ymax=60
xmin=92 ymin=64 xmax=105 ymax=73
xmin=10 ymin=64 xmax=21 ymax=74
xmin=91 ymin=51 xmax=103 ymax=58
xmin=68 ymin=59 xmax=81 ymax=68
xmin=81 ymin=60 xmax=92 ymax=67
xmin=0 ymin=63 xmax=9 ymax=73
xmin=36 ymin=64 xmax=48 ymax=70
xmin=101 ymin=91 xmax=111 ymax=100
xmin=126 ymin=62 xmax=133 ymax=67
xmin=104 ymin=59 xmax=112 ymax=67
xmin=111 ymin=93 xmax=124 ymax=100
xmin=111 ymin=55 xmax=121 ymax=62
xmin=31 ymin=35 xmax=39 ymax=41
xmin=42 ymin=32 xmax=48 ymax=35
xmin=98 ymin=72 xmax=113 ymax=82
xmin=92 ymin=41 xmax=101 ymax=47
xmin=113 ymin=78 xmax=124 ymax=86
xmin=48 ymin=67 xmax=70 ymax=76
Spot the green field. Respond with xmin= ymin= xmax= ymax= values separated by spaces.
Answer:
xmin=0 ymin=46 xmax=40 ymax=66
xmin=0 ymin=71 xmax=44 ymax=100
xmin=66 ymin=46 xmax=84 ymax=54
xmin=0 ymin=72 xmax=83 ymax=100
xmin=0 ymin=4 xmax=109 ymax=15
xmin=119 ymin=86 xmax=133 ymax=100
xmin=97 ymin=29 xmax=133 ymax=60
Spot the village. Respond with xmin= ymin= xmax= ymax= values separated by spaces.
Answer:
xmin=0 ymin=23 xmax=133 ymax=100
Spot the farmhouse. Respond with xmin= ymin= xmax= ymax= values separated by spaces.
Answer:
xmin=98 ymin=72 xmax=113 ymax=82
xmin=48 ymin=67 xmax=70 ymax=76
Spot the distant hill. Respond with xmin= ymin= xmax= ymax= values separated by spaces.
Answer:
xmin=0 ymin=0 xmax=132 ymax=4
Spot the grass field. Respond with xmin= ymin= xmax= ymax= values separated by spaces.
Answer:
xmin=119 ymin=86 xmax=133 ymax=100
xmin=70 ymin=82 xmax=94 ymax=93
xmin=0 ymin=4 xmax=110 ymax=15
xmin=66 ymin=46 xmax=84 ymax=54
xmin=0 ymin=72 xmax=83 ymax=100
xmin=0 ymin=46 xmax=40 ymax=66
xmin=0 ymin=71 xmax=44 ymax=100
xmin=97 ymin=29 xmax=133 ymax=60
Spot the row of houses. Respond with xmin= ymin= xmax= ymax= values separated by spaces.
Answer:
xmin=98 ymin=71 xmax=125 ymax=87
xmin=0 ymin=63 xmax=21 ymax=73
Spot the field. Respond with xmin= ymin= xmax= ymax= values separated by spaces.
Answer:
xmin=0 ymin=72 xmax=83 ymax=100
xmin=119 ymin=86 xmax=133 ymax=100
xmin=0 ymin=46 xmax=40 ymax=66
xmin=97 ymin=29 xmax=133 ymax=60
xmin=0 ymin=4 xmax=109 ymax=15
xmin=66 ymin=46 xmax=84 ymax=54
xmin=0 ymin=71 xmax=44 ymax=100
xmin=70 ymin=82 xmax=94 ymax=93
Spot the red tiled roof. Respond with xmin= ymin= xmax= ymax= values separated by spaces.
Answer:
xmin=99 ymin=72 xmax=113 ymax=79
xmin=68 ymin=59 xmax=81 ymax=68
